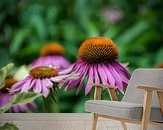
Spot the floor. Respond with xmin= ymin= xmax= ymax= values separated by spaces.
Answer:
xmin=0 ymin=113 xmax=140 ymax=130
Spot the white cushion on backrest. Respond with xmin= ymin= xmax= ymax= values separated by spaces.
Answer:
xmin=122 ymin=69 xmax=163 ymax=107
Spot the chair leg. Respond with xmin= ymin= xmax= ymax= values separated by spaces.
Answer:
xmin=141 ymin=90 xmax=152 ymax=130
xmin=141 ymin=123 xmax=148 ymax=130
xmin=121 ymin=121 xmax=127 ymax=130
xmin=92 ymin=113 xmax=98 ymax=130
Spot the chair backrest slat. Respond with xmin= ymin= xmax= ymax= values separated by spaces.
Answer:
xmin=122 ymin=69 xmax=163 ymax=107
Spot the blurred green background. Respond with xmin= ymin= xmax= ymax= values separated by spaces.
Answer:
xmin=0 ymin=0 xmax=163 ymax=113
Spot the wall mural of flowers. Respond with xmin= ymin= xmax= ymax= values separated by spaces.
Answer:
xmin=0 ymin=0 xmax=162 ymax=113
xmin=0 ymin=37 xmax=130 ymax=113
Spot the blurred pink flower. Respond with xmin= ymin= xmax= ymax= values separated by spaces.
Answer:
xmin=102 ymin=7 xmax=123 ymax=24
xmin=31 ymin=43 xmax=70 ymax=69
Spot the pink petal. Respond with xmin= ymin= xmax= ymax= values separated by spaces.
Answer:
xmin=115 ymin=66 xmax=129 ymax=83
xmin=98 ymin=64 xmax=108 ymax=84
xmin=44 ymin=78 xmax=53 ymax=88
xmin=65 ymin=62 xmax=86 ymax=90
xmin=21 ymin=78 xmax=32 ymax=92
xmin=113 ymin=61 xmax=130 ymax=78
xmin=76 ymin=64 xmax=89 ymax=94
xmin=41 ymin=80 xmax=50 ymax=97
xmin=9 ymin=77 xmax=30 ymax=93
xmin=33 ymin=79 xmax=42 ymax=93
xmin=85 ymin=65 xmax=94 ymax=95
xmin=102 ymin=64 xmax=115 ymax=86
xmin=108 ymin=64 xmax=123 ymax=92
xmin=28 ymin=79 xmax=36 ymax=90
xmin=58 ymin=65 xmax=74 ymax=75
xmin=93 ymin=64 xmax=100 ymax=84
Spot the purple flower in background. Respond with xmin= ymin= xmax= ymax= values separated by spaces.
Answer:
xmin=62 ymin=37 xmax=130 ymax=95
xmin=10 ymin=66 xmax=78 ymax=97
xmin=0 ymin=77 xmax=37 ymax=112
xmin=31 ymin=43 xmax=70 ymax=70
xmin=102 ymin=7 xmax=124 ymax=24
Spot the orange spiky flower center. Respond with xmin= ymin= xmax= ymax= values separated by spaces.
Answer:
xmin=40 ymin=43 xmax=65 ymax=56
xmin=1 ymin=76 xmax=18 ymax=91
xmin=78 ymin=37 xmax=118 ymax=63
xmin=30 ymin=66 xmax=58 ymax=79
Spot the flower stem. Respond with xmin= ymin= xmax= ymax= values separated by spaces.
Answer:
xmin=43 ymin=93 xmax=59 ymax=113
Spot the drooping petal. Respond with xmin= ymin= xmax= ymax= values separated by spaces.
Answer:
xmin=113 ymin=61 xmax=130 ymax=78
xmin=28 ymin=79 xmax=36 ymax=91
xmin=76 ymin=64 xmax=89 ymax=94
xmin=58 ymin=65 xmax=74 ymax=75
xmin=114 ymin=65 xmax=129 ymax=84
xmin=93 ymin=64 xmax=100 ymax=84
xmin=50 ymin=72 xmax=79 ymax=82
xmin=41 ymin=79 xmax=50 ymax=97
xmin=108 ymin=63 xmax=123 ymax=92
xmin=102 ymin=64 xmax=115 ymax=86
xmin=9 ymin=77 xmax=29 ymax=93
xmin=98 ymin=64 xmax=108 ymax=85
xmin=20 ymin=78 xmax=32 ymax=92
xmin=44 ymin=78 xmax=53 ymax=88
xmin=85 ymin=65 xmax=94 ymax=95
xmin=65 ymin=78 xmax=81 ymax=91
xmin=33 ymin=79 xmax=42 ymax=93
xmin=65 ymin=62 xmax=86 ymax=90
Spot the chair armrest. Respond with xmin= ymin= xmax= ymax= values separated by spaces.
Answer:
xmin=91 ymin=83 xmax=117 ymax=90
xmin=137 ymin=86 xmax=163 ymax=124
xmin=91 ymin=83 xmax=118 ymax=101
xmin=136 ymin=86 xmax=163 ymax=92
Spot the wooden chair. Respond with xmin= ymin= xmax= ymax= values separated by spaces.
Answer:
xmin=85 ymin=69 xmax=163 ymax=130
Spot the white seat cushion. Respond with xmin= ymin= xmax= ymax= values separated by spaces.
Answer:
xmin=85 ymin=100 xmax=163 ymax=122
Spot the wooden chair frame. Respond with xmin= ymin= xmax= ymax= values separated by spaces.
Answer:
xmin=91 ymin=85 xmax=163 ymax=130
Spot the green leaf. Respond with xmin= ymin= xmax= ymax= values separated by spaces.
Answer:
xmin=0 ymin=92 xmax=41 ymax=113
xmin=0 ymin=63 xmax=14 ymax=89
xmin=0 ymin=123 xmax=19 ymax=130
xmin=10 ymin=28 xmax=31 ymax=55
xmin=11 ymin=92 xmax=41 ymax=105
xmin=0 ymin=102 xmax=12 ymax=113
xmin=116 ymin=21 xmax=149 ymax=45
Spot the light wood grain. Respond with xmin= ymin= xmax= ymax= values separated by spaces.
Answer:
xmin=0 ymin=113 xmax=132 ymax=130
xmin=92 ymin=113 xmax=98 ymax=130
xmin=108 ymin=88 xmax=118 ymax=101
xmin=141 ymin=90 xmax=152 ymax=130
xmin=157 ymin=91 xmax=163 ymax=114
xmin=137 ymin=86 xmax=163 ymax=92
xmin=94 ymin=86 xmax=102 ymax=100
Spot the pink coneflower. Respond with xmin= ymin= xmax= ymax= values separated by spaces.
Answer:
xmin=10 ymin=66 xmax=78 ymax=97
xmin=31 ymin=43 xmax=70 ymax=69
xmin=0 ymin=77 xmax=36 ymax=112
xmin=63 ymin=37 xmax=130 ymax=95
